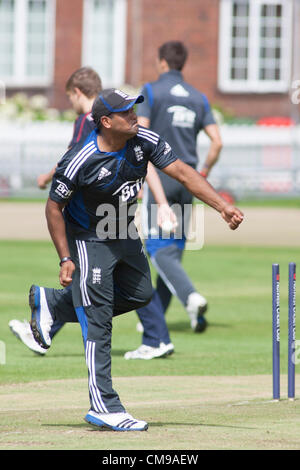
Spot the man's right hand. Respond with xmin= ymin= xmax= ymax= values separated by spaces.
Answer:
xmin=59 ymin=260 xmax=75 ymax=287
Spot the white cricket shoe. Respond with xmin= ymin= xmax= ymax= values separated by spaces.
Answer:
xmin=29 ymin=285 xmax=53 ymax=349
xmin=186 ymin=292 xmax=208 ymax=332
xmin=9 ymin=319 xmax=47 ymax=355
xmin=124 ymin=342 xmax=172 ymax=360
xmin=136 ymin=321 xmax=144 ymax=333
xmin=163 ymin=342 xmax=175 ymax=356
xmin=85 ymin=410 xmax=148 ymax=431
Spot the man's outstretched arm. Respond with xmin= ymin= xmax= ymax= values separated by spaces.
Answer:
xmin=161 ymin=159 xmax=244 ymax=230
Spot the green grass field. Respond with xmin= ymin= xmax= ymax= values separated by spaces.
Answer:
xmin=1 ymin=196 xmax=300 ymax=208
xmin=0 ymin=240 xmax=299 ymax=449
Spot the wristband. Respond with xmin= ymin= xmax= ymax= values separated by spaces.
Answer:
xmin=59 ymin=256 xmax=73 ymax=267
xmin=200 ymin=171 xmax=207 ymax=178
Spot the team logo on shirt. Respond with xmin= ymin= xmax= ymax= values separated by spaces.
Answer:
xmin=170 ymin=84 xmax=190 ymax=97
xmin=92 ymin=267 xmax=102 ymax=285
xmin=55 ymin=180 xmax=73 ymax=199
xmin=98 ymin=167 xmax=112 ymax=181
xmin=133 ymin=145 xmax=144 ymax=162
xmin=167 ymin=105 xmax=196 ymax=128
xmin=164 ymin=142 xmax=171 ymax=155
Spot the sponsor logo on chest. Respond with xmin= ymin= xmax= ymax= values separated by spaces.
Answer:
xmin=113 ymin=178 xmax=144 ymax=202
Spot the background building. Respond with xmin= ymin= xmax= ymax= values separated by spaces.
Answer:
xmin=1 ymin=0 xmax=299 ymax=121
xmin=0 ymin=0 xmax=299 ymax=200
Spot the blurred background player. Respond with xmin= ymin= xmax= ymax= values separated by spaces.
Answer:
xmin=37 ymin=67 xmax=102 ymax=189
xmin=9 ymin=67 xmax=103 ymax=354
xmin=125 ymin=40 xmax=223 ymax=360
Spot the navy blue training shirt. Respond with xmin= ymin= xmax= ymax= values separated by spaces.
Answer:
xmin=49 ymin=126 xmax=177 ymax=241
xmin=69 ymin=111 xmax=96 ymax=148
xmin=137 ymin=70 xmax=216 ymax=167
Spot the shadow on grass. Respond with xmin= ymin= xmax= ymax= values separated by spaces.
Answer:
xmin=45 ymin=353 xmax=84 ymax=359
xmin=44 ymin=421 xmax=256 ymax=431
xmin=111 ymin=349 xmax=175 ymax=358
xmin=111 ymin=349 xmax=129 ymax=357
xmin=167 ymin=321 xmax=232 ymax=332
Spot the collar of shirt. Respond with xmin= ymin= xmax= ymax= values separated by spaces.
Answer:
xmin=159 ymin=70 xmax=183 ymax=81
xmin=90 ymin=129 xmax=128 ymax=158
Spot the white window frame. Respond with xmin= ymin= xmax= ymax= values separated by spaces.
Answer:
xmin=2 ymin=0 xmax=56 ymax=88
xmin=82 ymin=0 xmax=127 ymax=88
xmin=218 ymin=0 xmax=293 ymax=93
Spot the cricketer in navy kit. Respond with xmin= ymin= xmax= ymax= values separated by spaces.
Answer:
xmin=14 ymin=64 xmax=176 ymax=356
xmin=9 ymin=67 xmax=103 ymax=353
xmin=49 ymin=128 xmax=175 ymax=242
xmin=125 ymin=41 xmax=223 ymax=360
xmin=30 ymin=88 xmax=243 ymax=431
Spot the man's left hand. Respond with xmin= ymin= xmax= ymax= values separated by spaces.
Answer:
xmin=221 ymin=205 xmax=244 ymax=230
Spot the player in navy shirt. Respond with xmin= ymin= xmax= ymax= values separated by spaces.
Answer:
xmin=9 ymin=67 xmax=102 ymax=354
xmin=126 ymin=41 xmax=224 ymax=359
xmin=50 ymin=125 xmax=177 ymax=240
xmin=29 ymin=88 xmax=243 ymax=431
xmin=10 ymin=68 xmax=177 ymax=355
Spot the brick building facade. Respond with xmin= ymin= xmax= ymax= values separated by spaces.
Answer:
xmin=129 ymin=0 xmax=299 ymax=120
xmin=2 ymin=0 xmax=299 ymax=121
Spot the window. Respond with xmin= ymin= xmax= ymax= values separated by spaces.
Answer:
xmin=0 ymin=0 xmax=56 ymax=87
xmin=0 ymin=0 xmax=15 ymax=79
xmin=82 ymin=0 xmax=127 ymax=87
xmin=218 ymin=0 xmax=292 ymax=93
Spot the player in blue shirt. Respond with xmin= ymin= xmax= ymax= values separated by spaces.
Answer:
xmin=9 ymin=67 xmax=103 ymax=354
xmin=125 ymin=41 xmax=224 ymax=359
xmin=9 ymin=68 xmax=176 ymax=356
xmin=30 ymin=88 xmax=244 ymax=431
